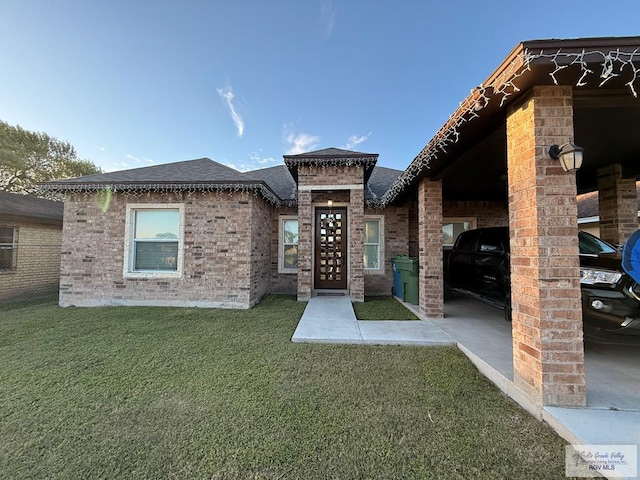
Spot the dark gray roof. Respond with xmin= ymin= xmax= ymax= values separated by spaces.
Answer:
xmin=577 ymin=181 xmax=640 ymax=219
xmin=41 ymin=158 xmax=286 ymax=206
xmin=245 ymin=165 xmax=297 ymax=201
xmin=283 ymin=147 xmax=379 ymax=184
xmin=243 ymin=163 xmax=403 ymax=203
xmin=366 ymin=166 xmax=404 ymax=201
xmin=41 ymin=151 xmax=402 ymax=207
xmin=0 ymin=191 xmax=63 ymax=222
xmin=48 ymin=158 xmax=249 ymax=184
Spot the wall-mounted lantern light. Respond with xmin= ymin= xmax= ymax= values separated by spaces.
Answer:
xmin=548 ymin=143 xmax=584 ymax=172
xmin=327 ymin=199 xmax=333 ymax=208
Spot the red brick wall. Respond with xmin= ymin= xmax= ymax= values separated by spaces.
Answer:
xmin=296 ymin=191 xmax=313 ymax=301
xmin=597 ymin=164 xmax=638 ymax=245
xmin=59 ymin=191 xmax=264 ymax=308
xmin=506 ymin=86 xmax=585 ymax=407
xmin=408 ymin=198 xmax=419 ymax=257
xmin=418 ymin=178 xmax=443 ymax=318
xmin=443 ymin=201 xmax=508 ymax=228
xmin=250 ymin=196 xmax=272 ymax=304
xmin=364 ymin=206 xmax=410 ymax=296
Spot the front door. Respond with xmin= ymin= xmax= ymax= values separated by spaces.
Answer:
xmin=315 ymin=207 xmax=347 ymax=289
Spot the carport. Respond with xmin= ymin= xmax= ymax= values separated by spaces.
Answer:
xmin=382 ymin=36 xmax=640 ymax=409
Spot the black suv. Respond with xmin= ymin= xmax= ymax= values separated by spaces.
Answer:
xmin=445 ymin=226 xmax=640 ymax=334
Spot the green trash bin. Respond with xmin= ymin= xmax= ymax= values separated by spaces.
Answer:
xmin=395 ymin=256 xmax=419 ymax=305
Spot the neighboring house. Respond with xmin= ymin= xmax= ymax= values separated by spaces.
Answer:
xmin=42 ymin=149 xmax=417 ymax=308
xmin=0 ymin=191 xmax=64 ymax=300
xmin=577 ymin=181 xmax=640 ymax=238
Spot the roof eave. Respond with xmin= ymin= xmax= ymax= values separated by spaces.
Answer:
xmin=40 ymin=180 xmax=289 ymax=207
xmin=380 ymin=36 xmax=640 ymax=206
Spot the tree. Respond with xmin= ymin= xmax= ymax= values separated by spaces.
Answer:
xmin=0 ymin=120 xmax=102 ymax=198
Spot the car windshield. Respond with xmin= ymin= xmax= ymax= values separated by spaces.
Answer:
xmin=579 ymin=231 xmax=617 ymax=255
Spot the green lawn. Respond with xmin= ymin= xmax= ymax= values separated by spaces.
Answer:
xmin=0 ymin=295 xmax=571 ymax=479
xmin=353 ymin=296 xmax=419 ymax=320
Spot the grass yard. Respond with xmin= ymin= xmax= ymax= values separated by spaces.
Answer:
xmin=0 ymin=295 xmax=571 ymax=479
xmin=353 ymin=296 xmax=419 ymax=320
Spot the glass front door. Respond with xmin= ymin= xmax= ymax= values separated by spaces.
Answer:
xmin=314 ymin=207 xmax=347 ymax=289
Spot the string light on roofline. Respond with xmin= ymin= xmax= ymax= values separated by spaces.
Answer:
xmin=378 ymin=46 xmax=640 ymax=207
xmin=40 ymin=182 xmax=294 ymax=208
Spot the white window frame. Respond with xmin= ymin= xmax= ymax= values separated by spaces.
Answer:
xmin=363 ymin=215 xmax=384 ymax=272
xmin=0 ymin=226 xmax=18 ymax=272
xmin=279 ymin=216 xmax=298 ymax=274
xmin=442 ymin=217 xmax=477 ymax=247
xmin=123 ymin=204 xmax=185 ymax=279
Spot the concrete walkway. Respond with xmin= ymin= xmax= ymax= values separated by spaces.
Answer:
xmin=291 ymin=296 xmax=454 ymax=346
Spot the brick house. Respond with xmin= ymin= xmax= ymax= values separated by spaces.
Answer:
xmin=44 ymin=35 xmax=640 ymax=409
xmin=43 ymin=149 xmax=411 ymax=308
xmin=0 ymin=191 xmax=63 ymax=300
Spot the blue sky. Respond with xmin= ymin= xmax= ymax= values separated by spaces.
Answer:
xmin=2 ymin=1 xmax=640 ymax=174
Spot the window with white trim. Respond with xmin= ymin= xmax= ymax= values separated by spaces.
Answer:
xmin=0 ymin=227 xmax=17 ymax=271
xmin=364 ymin=217 xmax=383 ymax=270
xmin=279 ymin=216 xmax=298 ymax=273
xmin=442 ymin=217 xmax=476 ymax=246
xmin=124 ymin=204 xmax=184 ymax=278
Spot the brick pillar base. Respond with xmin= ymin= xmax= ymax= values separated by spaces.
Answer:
xmin=418 ymin=178 xmax=443 ymax=318
xmin=507 ymin=85 xmax=585 ymax=407
xmin=597 ymin=164 xmax=638 ymax=245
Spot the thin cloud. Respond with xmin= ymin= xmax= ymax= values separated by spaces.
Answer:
xmin=341 ymin=132 xmax=372 ymax=150
xmin=124 ymin=154 xmax=153 ymax=164
xmin=223 ymin=162 xmax=252 ymax=172
xmin=250 ymin=151 xmax=277 ymax=165
xmin=320 ymin=0 xmax=335 ymax=37
xmin=96 ymin=145 xmax=106 ymax=152
xmin=284 ymin=124 xmax=320 ymax=155
xmin=217 ymin=87 xmax=245 ymax=137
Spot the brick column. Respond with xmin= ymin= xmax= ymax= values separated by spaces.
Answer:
xmin=597 ymin=164 xmax=638 ymax=245
xmin=506 ymin=85 xmax=586 ymax=407
xmin=418 ymin=178 xmax=443 ymax=318
xmin=349 ymin=188 xmax=365 ymax=302
xmin=297 ymin=190 xmax=312 ymax=301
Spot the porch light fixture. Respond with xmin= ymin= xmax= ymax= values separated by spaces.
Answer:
xmin=548 ymin=143 xmax=584 ymax=172
xmin=327 ymin=200 xmax=333 ymax=208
